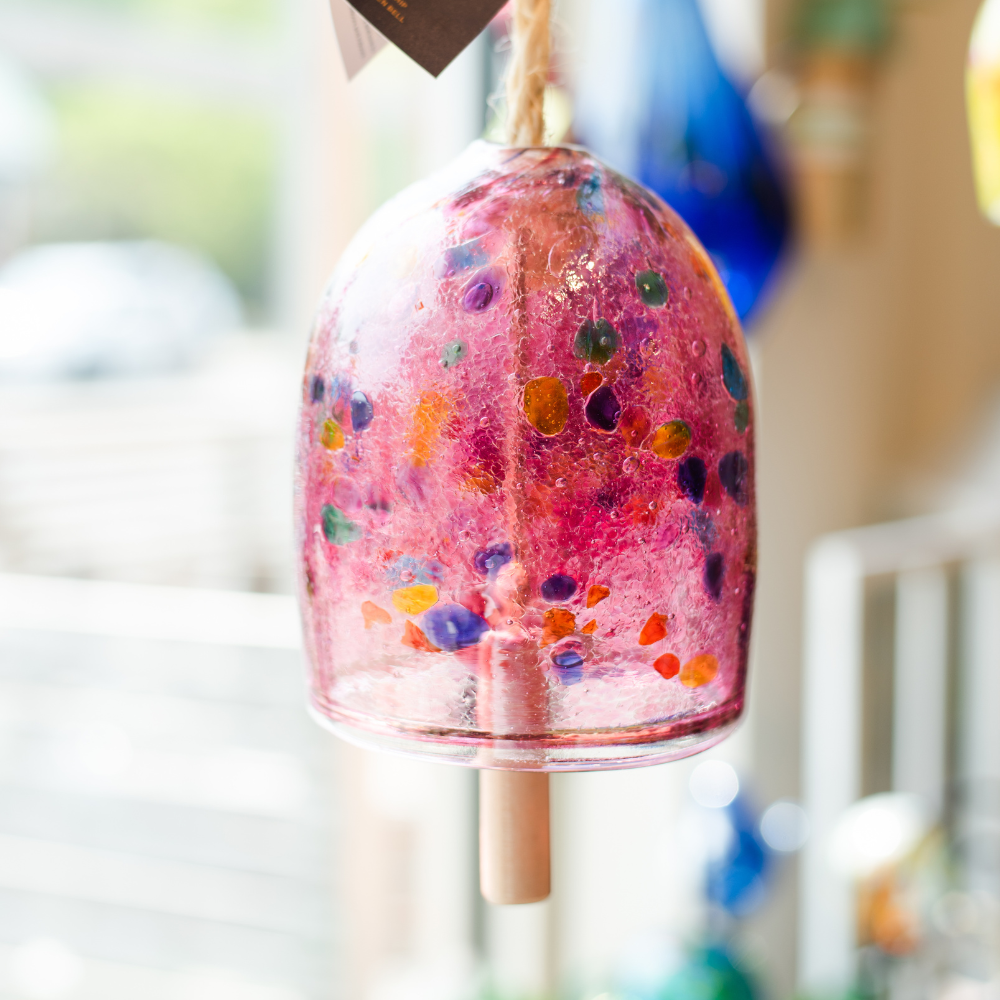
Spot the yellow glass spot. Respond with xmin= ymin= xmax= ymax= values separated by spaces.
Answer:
xmin=523 ymin=377 xmax=569 ymax=436
xmin=586 ymin=585 xmax=610 ymax=608
xmin=680 ymin=653 xmax=719 ymax=688
xmin=320 ymin=418 xmax=345 ymax=451
xmin=639 ymin=612 xmax=668 ymax=646
xmin=362 ymin=601 xmax=392 ymax=629
xmin=651 ymin=420 xmax=691 ymax=460
xmin=392 ymin=584 xmax=439 ymax=615
xmin=541 ymin=607 xmax=576 ymax=646
xmin=581 ymin=619 xmax=598 ymax=634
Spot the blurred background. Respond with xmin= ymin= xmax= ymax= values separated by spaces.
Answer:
xmin=2 ymin=0 xmax=1000 ymax=998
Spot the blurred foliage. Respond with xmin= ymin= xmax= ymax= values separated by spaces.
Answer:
xmin=0 ymin=0 xmax=279 ymax=31
xmin=36 ymin=84 xmax=277 ymax=314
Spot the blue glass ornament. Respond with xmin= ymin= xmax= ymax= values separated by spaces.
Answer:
xmin=575 ymin=0 xmax=790 ymax=323
xmin=704 ymin=795 xmax=772 ymax=916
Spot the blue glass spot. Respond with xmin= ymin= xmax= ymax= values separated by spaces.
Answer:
xmin=309 ymin=375 xmax=325 ymax=403
xmin=585 ymin=385 xmax=622 ymax=432
xmin=473 ymin=542 xmax=513 ymax=578
xmin=387 ymin=555 xmax=444 ymax=587
xmin=718 ymin=451 xmax=749 ymax=505
xmin=553 ymin=664 xmax=584 ymax=685
xmin=421 ymin=604 xmax=490 ymax=652
xmin=721 ymin=344 xmax=748 ymax=401
xmin=553 ymin=649 xmax=584 ymax=669
xmin=577 ymin=173 xmax=604 ymax=216
xmin=541 ymin=574 xmax=577 ymax=602
xmin=678 ymin=456 xmax=707 ymax=503
xmin=351 ymin=391 xmax=374 ymax=432
xmin=434 ymin=237 xmax=490 ymax=279
xmin=704 ymin=552 xmax=724 ymax=599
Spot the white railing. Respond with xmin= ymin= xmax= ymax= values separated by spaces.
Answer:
xmin=799 ymin=504 xmax=1000 ymax=994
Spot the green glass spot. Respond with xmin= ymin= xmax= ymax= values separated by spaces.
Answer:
xmin=440 ymin=339 xmax=468 ymax=369
xmin=573 ymin=318 xmax=619 ymax=365
xmin=734 ymin=400 xmax=749 ymax=434
xmin=322 ymin=504 xmax=361 ymax=545
xmin=636 ymin=270 xmax=669 ymax=307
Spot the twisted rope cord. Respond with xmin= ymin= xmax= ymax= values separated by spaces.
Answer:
xmin=505 ymin=0 xmax=551 ymax=146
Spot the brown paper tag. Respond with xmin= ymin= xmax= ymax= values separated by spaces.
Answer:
xmin=330 ymin=0 xmax=390 ymax=79
xmin=343 ymin=0 xmax=506 ymax=77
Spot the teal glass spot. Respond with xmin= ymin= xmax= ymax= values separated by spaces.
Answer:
xmin=573 ymin=318 xmax=619 ymax=365
xmin=577 ymin=174 xmax=604 ymax=216
xmin=636 ymin=269 xmax=669 ymax=307
xmin=721 ymin=344 xmax=748 ymax=401
xmin=322 ymin=504 xmax=360 ymax=545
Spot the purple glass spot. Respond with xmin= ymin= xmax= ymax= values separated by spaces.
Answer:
xmin=462 ymin=268 xmax=503 ymax=312
xmin=718 ymin=451 xmax=749 ymax=506
xmin=463 ymin=282 xmax=493 ymax=311
xmin=541 ymin=574 xmax=577 ymax=602
xmin=677 ymin=457 xmax=707 ymax=504
xmin=351 ymin=391 xmax=374 ymax=432
xmin=585 ymin=385 xmax=622 ymax=432
xmin=704 ymin=552 xmax=724 ymax=600
xmin=309 ymin=375 xmax=324 ymax=403
xmin=473 ymin=542 xmax=513 ymax=577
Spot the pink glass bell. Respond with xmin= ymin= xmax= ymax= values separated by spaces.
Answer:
xmin=295 ymin=142 xmax=755 ymax=771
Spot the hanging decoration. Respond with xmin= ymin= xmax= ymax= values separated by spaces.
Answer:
xmin=786 ymin=0 xmax=891 ymax=245
xmin=968 ymin=0 xmax=1000 ymax=224
xmin=574 ymin=0 xmax=790 ymax=325
xmin=305 ymin=0 xmax=757 ymax=904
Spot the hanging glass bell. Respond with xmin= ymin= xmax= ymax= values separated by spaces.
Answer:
xmin=296 ymin=141 xmax=756 ymax=771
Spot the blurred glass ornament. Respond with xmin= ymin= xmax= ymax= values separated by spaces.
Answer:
xmin=787 ymin=0 xmax=890 ymax=245
xmin=968 ymin=0 xmax=1000 ymax=224
xmin=661 ymin=945 xmax=758 ymax=1000
xmin=685 ymin=762 xmax=773 ymax=917
xmin=575 ymin=0 xmax=790 ymax=324
xmin=705 ymin=794 xmax=771 ymax=917
xmin=828 ymin=792 xmax=928 ymax=879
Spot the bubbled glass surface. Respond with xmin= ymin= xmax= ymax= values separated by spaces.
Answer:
xmin=295 ymin=142 xmax=756 ymax=770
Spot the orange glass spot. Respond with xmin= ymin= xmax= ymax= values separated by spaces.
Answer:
xmin=581 ymin=619 xmax=598 ymax=634
xmin=650 ymin=420 xmax=692 ymax=460
xmin=680 ymin=653 xmax=719 ymax=687
xmin=392 ymin=584 xmax=439 ymax=615
xmin=653 ymin=653 xmax=680 ymax=679
xmin=523 ymin=377 xmax=569 ymax=436
xmin=619 ymin=406 xmax=652 ymax=448
xmin=402 ymin=620 xmax=440 ymax=652
xmin=410 ymin=391 xmax=452 ymax=467
xmin=362 ymin=601 xmax=392 ymax=629
xmin=542 ymin=607 xmax=576 ymax=646
xmin=639 ymin=612 xmax=668 ymax=646
xmin=586 ymin=585 xmax=610 ymax=608
xmin=580 ymin=372 xmax=603 ymax=396
xmin=320 ymin=418 xmax=345 ymax=450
